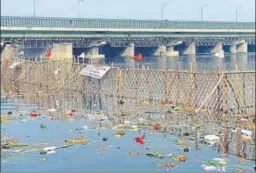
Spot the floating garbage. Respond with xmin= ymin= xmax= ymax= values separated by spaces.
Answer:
xmin=46 ymin=150 xmax=56 ymax=155
xmin=184 ymin=105 xmax=194 ymax=112
xmin=112 ymin=124 xmax=138 ymax=131
xmin=146 ymin=152 xmax=164 ymax=159
xmin=42 ymin=146 xmax=57 ymax=152
xmin=153 ymin=123 xmax=161 ymax=131
xmin=204 ymin=135 xmax=220 ymax=145
xmin=138 ymin=118 xmax=144 ymax=122
xmin=1 ymin=118 xmax=10 ymax=123
xmin=114 ymin=134 xmax=121 ymax=138
xmin=1 ymin=140 xmax=28 ymax=149
xmin=40 ymin=124 xmax=47 ymax=129
xmin=30 ymin=112 xmax=39 ymax=118
xmin=65 ymin=110 xmax=73 ymax=119
xmin=40 ymin=150 xmax=56 ymax=155
xmin=183 ymin=147 xmax=190 ymax=152
xmin=65 ymin=137 xmax=88 ymax=144
xmin=46 ymin=108 xmax=57 ymax=113
xmin=238 ymin=157 xmax=250 ymax=162
xmin=116 ymin=131 xmax=125 ymax=136
xmin=241 ymin=129 xmax=252 ymax=136
xmin=241 ymin=135 xmax=253 ymax=141
xmin=41 ymin=157 xmax=47 ymax=162
xmin=173 ymin=155 xmax=187 ymax=163
xmin=102 ymin=137 xmax=108 ymax=142
xmin=166 ymin=153 xmax=174 ymax=157
xmin=128 ymin=152 xmax=140 ymax=156
xmin=134 ymin=136 xmax=145 ymax=145
xmin=157 ymin=163 xmax=175 ymax=168
xmin=82 ymin=125 xmax=88 ymax=130
xmin=202 ymin=164 xmax=217 ymax=171
xmin=96 ymin=147 xmax=108 ymax=151
xmin=177 ymin=139 xmax=184 ymax=145
xmin=239 ymin=118 xmax=248 ymax=123
xmin=124 ymin=120 xmax=131 ymax=124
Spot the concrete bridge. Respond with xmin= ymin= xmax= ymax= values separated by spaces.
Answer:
xmin=1 ymin=16 xmax=255 ymax=57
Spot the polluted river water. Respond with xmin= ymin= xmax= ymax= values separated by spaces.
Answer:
xmin=1 ymin=53 xmax=255 ymax=172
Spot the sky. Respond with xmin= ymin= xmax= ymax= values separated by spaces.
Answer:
xmin=1 ymin=0 xmax=255 ymax=22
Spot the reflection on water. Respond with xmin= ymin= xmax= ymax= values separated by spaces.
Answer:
xmin=104 ymin=53 xmax=255 ymax=71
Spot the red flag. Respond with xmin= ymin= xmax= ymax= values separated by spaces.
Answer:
xmin=45 ymin=49 xmax=51 ymax=57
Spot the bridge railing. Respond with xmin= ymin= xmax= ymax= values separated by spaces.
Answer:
xmin=1 ymin=16 xmax=255 ymax=30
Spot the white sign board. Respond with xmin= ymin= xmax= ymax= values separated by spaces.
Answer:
xmin=79 ymin=65 xmax=111 ymax=79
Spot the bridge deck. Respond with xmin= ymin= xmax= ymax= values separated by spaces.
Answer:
xmin=1 ymin=16 xmax=255 ymax=30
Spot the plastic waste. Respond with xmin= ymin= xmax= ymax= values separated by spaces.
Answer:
xmin=128 ymin=152 xmax=140 ymax=156
xmin=178 ymin=155 xmax=187 ymax=162
xmin=138 ymin=118 xmax=144 ymax=122
xmin=96 ymin=147 xmax=108 ymax=151
xmin=213 ymin=158 xmax=227 ymax=166
xmin=238 ymin=157 xmax=250 ymax=162
xmin=241 ymin=129 xmax=252 ymax=136
xmin=1 ymin=118 xmax=10 ymax=123
xmin=183 ymin=147 xmax=190 ymax=152
xmin=47 ymin=108 xmax=57 ymax=112
xmin=41 ymin=157 xmax=47 ymax=161
xmin=82 ymin=125 xmax=88 ymax=130
xmin=65 ymin=137 xmax=88 ymax=144
xmin=177 ymin=139 xmax=184 ymax=145
xmin=204 ymin=135 xmax=220 ymax=145
xmin=116 ymin=131 xmax=125 ymax=136
xmin=153 ymin=123 xmax=161 ymax=130
xmin=157 ymin=163 xmax=175 ymax=168
xmin=124 ymin=120 xmax=131 ymax=124
xmin=102 ymin=137 xmax=108 ymax=142
xmin=46 ymin=150 xmax=56 ymax=154
xmin=146 ymin=152 xmax=164 ymax=159
xmin=166 ymin=153 xmax=174 ymax=157
xmin=202 ymin=164 xmax=217 ymax=171
xmin=114 ymin=134 xmax=121 ymax=138
xmin=135 ymin=136 xmax=145 ymax=145
xmin=30 ymin=112 xmax=39 ymax=118
xmin=42 ymin=146 xmax=57 ymax=152
xmin=40 ymin=124 xmax=47 ymax=129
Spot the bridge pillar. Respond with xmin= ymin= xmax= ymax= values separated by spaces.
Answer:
xmin=121 ymin=43 xmax=135 ymax=57
xmin=182 ymin=43 xmax=196 ymax=55
xmin=166 ymin=46 xmax=179 ymax=56
xmin=210 ymin=42 xmax=223 ymax=54
xmin=88 ymin=47 xmax=99 ymax=55
xmin=229 ymin=44 xmax=237 ymax=54
xmin=84 ymin=47 xmax=105 ymax=59
xmin=153 ymin=45 xmax=166 ymax=56
xmin=51 ymin=43 xmax=73 ymax=61
xmin=236 ymin=42 xmax=248 ymax=53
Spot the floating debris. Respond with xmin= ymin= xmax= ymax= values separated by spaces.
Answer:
xmin=128 ymin=152 xmax=140 ymax=156
xmin=65 ymin=138 xmax=88 ymax=144
xmin=40 ymin=124 xmax=47 ymax=129
xmin=146 ymin=152 xmax=164 ymax=159
xmin=157 ymin=163 xmax=175 ymax=168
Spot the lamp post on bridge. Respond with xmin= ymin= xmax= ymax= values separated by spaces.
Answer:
xmin=161 ymin=0 xmax=171 ymax=20
xmin=77 ymin=0 xmax=85 ymax=17
xmin=201 ymin=4 xmax=208 ymax=23
xmin=33 ymin=0 xmax=36 ymax=17
xmin=236 ymin=6 xmax=241 ymax=28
